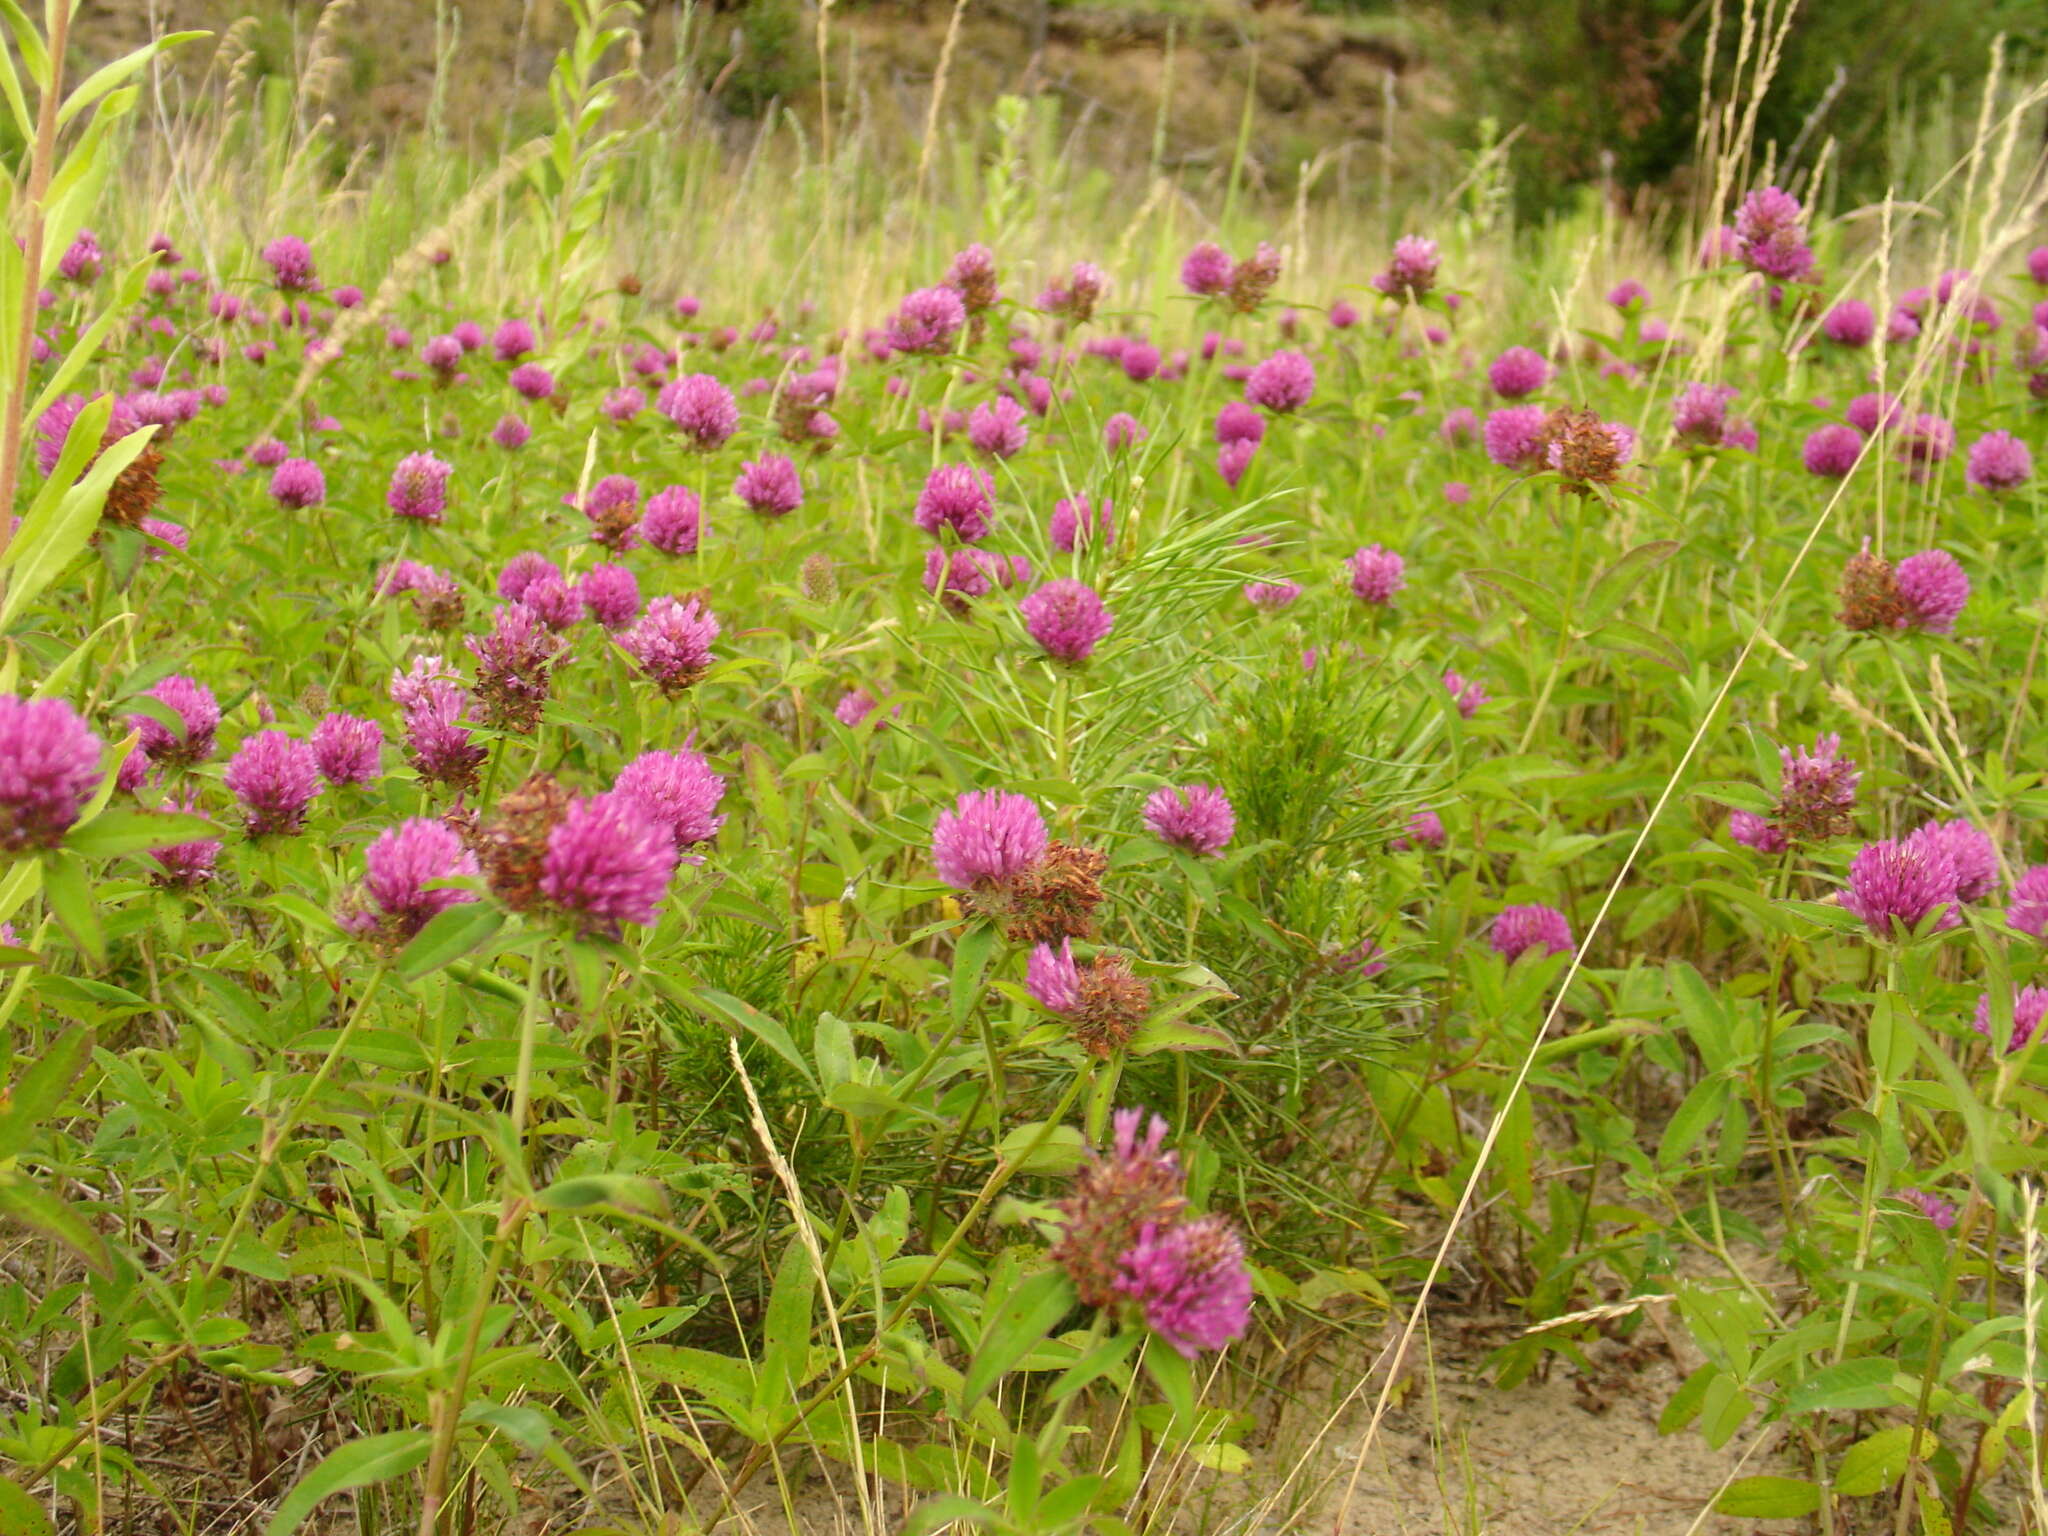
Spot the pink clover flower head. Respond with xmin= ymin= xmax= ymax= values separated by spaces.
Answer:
xmin=943 ymin=243 xmax=1000 ymax=312
xmin=923 ymin=548 xmax=997 ymax=607
xmin=1822 ymin=299 xmax=1875 ymax=347
xmin=2007 ymin=864 xmax=2048 ymax=938
xmin=540 ymin=791 xmax=679 ymax=933
xmin=1734 ymin=186 xmax=1815 ymax=283
xmin=1439 ymin=406 xmax=1477 ymax=446
xmin=967 ymin=397 xmax=1030 ymax=459
xmin=1217 ymin=439 xmax=1257 ymax=489
xmin=1672 ymin=382 xmax=1738 ymax=442
xmin=1491 ymin=903 xmax=1573 ymax=961
xmin=619 ymin=596 xmax=719 ymax=694
xmin=835 ymin=688 xmax=881 ymax=728
xmin=1773 ymin=733 xmax=1859 ymax=843
xmin=261 ymin=235 xmax=316 ymax=291
xmin=889 ymin=286 xmax=967 ymax=355
xmin=1482 ymin=404 xmax=1548 ymax=468
xmin=734 ymin=452 xmax=803 ymax=517
xmin=1846 ymin=392 xmax=1902 ymax=435
xmin=1181 ymin=242 xmax=1232 ymax=297
xmin=914 ymin=463 xmax=996 ymax=542
xmin=223 ymin=730 xmax=321 ymax=836
xmin=1966 ymin=429 xmax=2031 ymax=492
xmin=1840 ymin=837 xmax=1960 ymax=939
xmin=57 ymin=229 xmax=102 ymax=284
xmin=1895 ymin=550 xmax=1969 ymax=634
xmin=659 ymin=373 xmax=739 ymax=449
xmin=508 ymin=362 xmax=555 ymax=401
xmin=1244 ymin=349 xmax=1315 ymax=413
xmin=1216 ymin=402 xmax=1266 ymax=446
xmin=1113 ymin=1215 xmax=1253 ymax=1358
xmin=1606 ymin=279 xmax=1650 ymax=311
xmin=0 ymin=697 xmax=104 ymax=850
xmin=497 ymin=551 xmax=561 ymax=605
xmin=1020 ymin=579 xmax=1115 ymax=664
xmin=1244 ymin=580 xmax=1301 ymax=612
xmin=1905 ymin=818 xmax=1998 ymax=903
xmin=601 ymin=385 xmax=645 ymax=423
xmin=1102 ymin=412 xmax=1146 ymax=452
xmin=132 ymin=675 xmax=220 ymax=767
xmin=268 ymin=457 xmax=325 ymax=509
xmin=1026 ymin=938 xmax=1084 ymax=1013
xmin=1899 ymin=412 xmax=1955 ymax=467
xmin=1142 ymin=784 xmax=1234 ymax=858
xmin=1329 ymin=298 xmax=1361 ymax=329
xmin=1442 ymin=669 xmax=1487 ymax=718
xmin=576 ymin=563 xmax=641 ymax=631
xmin=1371 ymin=235 xmax=1441 ymax=301
xmin=613 ymin=748 xmax=727 ymax=850
xmin=311 ymin=712 xmax=383 ymax=785
xmin=932 ymin=789 xmax=1048 ymax=891
xmin=490 ymin=414 xmax=530 ymax=450
xmin=343 ymin=819 xmax=480 ymax=944
xmin=1487 ymin=346 xmax=1549 ymax=399
xmin=491 ymin=318 xmax=536 ymax=362
xmin=387 ymin=451 xmax=453 ymax=523
xmin=1803 ymin=423 xmax=1864 ymax=477
xmin=1728 ymin=811 xmax=1788 ymax=855
xmin=1392 ymin=808 xmax=1446 ymax=852
xmin=1975 ymin=985 xmax=2048 ymax=1053
xmin=148 ymin=793 xmax=220 ymax=889
xmin=641 ymin=485 xmax=703 ymax=555
xmin=1050 ymin=494 xmax=1114 ymax=554
xmin=1346 ymin=544 xmax=1406 ymax=606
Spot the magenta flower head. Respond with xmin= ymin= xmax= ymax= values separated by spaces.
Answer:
xmin=422 ymin=334 xmax=462 ymax=375
xmin=1841 ymin=837 xmax=1960 ymax=939
xmin=734 ymin=452 xmax=803 ymax=517
xmin=508 ymin=362 xmax=555 ymax=401
xmin=261 ymin=236 xmax=316 ymax=291
xmin=1907 ymin=818 xmax=1997 ymax=902
xmin=1244 ymin=580 xmax=1302 ymax=612
xmin=387 ymin=452 xmax=453 ymax=523
xmin=1392 ymin=808 xmax=1446 ymax=851
xmin=1114 ymin=1214 xmax=1253 ymax=1359
xmin=1966 ymin=430 xmax=2031 ymax=493
xmin=1975 ymin=985 xmax=2048 ymax=1053
xmin=1491 ymin=903 xmax=1574 ymax=961
xmin=223 ymin=731 xmax=321 ymax=836
xmin=914 ymin=463 xmax=996 ymax=543
xmin=312 ymin=711 xmax=383 ymax=785
xmin=1215 ymin=402 xmax=1265 ymax=446
xmin=1245 ymin=350 xmax=1315 ymax=413
xmin=1729 ymin=810 xmax=1789 ymax=855
xmin=492 ymin=318 xmax=536 ymax=362
xmin=148 ymin=792 xmax=220 ymax=890
xmin=602 ymin=385 xmax=645 ymax=424
xmin=1773 ymin=733 xmax=1859 ymax=843
xmin=498 ymin=551 xmax=560 ymax=605
xmin=1734 ymin=186 xmax=1815 ymax=283
xmin=1607 ymin=278 xmax=1650 ymax=311
xmin=944 ymin=243 xmax=1001 ymax=312
xmin=1217 ymin=439 xmax=1257 ymax=490
xmin=659 ymin=373 xmax=740 ymax=450
xmin=1442 ymin=669 xmax=1487 ymax=718
xmin=835 ymin=688 xmax=881 ymax=728
xmin=540 ymin=791 xmax=679 ymax=934
xmin=1050 ymin=494 xmax=1114 ymax=554
xmin=576 ymin=563 xmax=641 ymax=631
xmin=401 ymin=684 xmax=485 ymax=793
xmin=931 ymin=790 xmax=1048 ymax=891
xmin=1822 ymin=299 xmax=1875 ymax=347
xmin=1372 ymin=235 xmax=1441 ymax=301
xmin=132 ymin=675 xmax=219 ymax=767
xmin=924 ymin=548 xmax=995 ymax=608
xmin=1346 ymin=545 xmax=1406 ymax=607
xmin=340 ymin=819 xmax=480 ymax=947
xmin=614 ymin=748 xmax=727 ymax=851
xmin=1803 ymin=423 xmax=1865 ymax=477
xmin=1846 ymin=392 xmax=1902 ymax=436
xmin=268 ymin=457 xmax=325 ymax=510
xmin=640 ymin=485 xmax=702 ymax=555
xmin=1026 ymin=938 xmax=1084 ymax=1013
xmin=1120 ymin=342 xmax=1162 ymax=383
xmin=968 ymin=397 xmax=1030 ymax=459
xmin=1143 ymin=784 xmax=1234 ymax=858
xmin=1439 ymin=407 xmax=1477 ymax=446
xmin=1896 ymin=550 xmax=1969 ymax=634
xmin=57 ymin=229 xmax=102 ymax=284
xmin=620 ymin=596 xmax=719 ymax=694
xmin=490 ymin=414 xmax=531 ymax=450
xmin=1020 ymin=579 xmax=1115 ymax=665
xmin=2008 ymin=865 xmax=2048 ymax=937
xmin=1673 ymin=382 xmax=1738 ymax=443
xmin=1487 ymin=346 xmax=1549 ymax=399
xmin=1483 ymin=404 xmax=1548 ymax=469
xmin=1181 ymin=242 xmax=1232 ymax=297
xmin=0 ymin=697 xmax=104 ymax=850
xmin=1899 ymin=413 xmax=1955 ymax=470
xmin=889 ymin=286 xmax=967 ymax=355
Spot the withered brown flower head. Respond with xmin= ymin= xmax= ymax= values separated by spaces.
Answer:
xmin=101 ymin=429 xmax=165 ymax=529
xmin=966 ymin=841 xmax=1107 ymax=945
xmin=472 ymin=773 xmax=574 ymax=912
xmin=1538 ymin=407 xmax=1627 ymax=494
xmin=1069 ymin=954 xmax=1153 ymax=1059
xmin=589 ymin=500 xmax=639 ymax=552
xmin=800 ymin=554 xmax=838 ymax=603
xmin=414 ymin=585 xmax=466 ymax=633
xmin=1838 ymin=544 xmax=1907 ymax=632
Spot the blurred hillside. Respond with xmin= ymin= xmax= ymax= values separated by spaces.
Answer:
xmin=75 ymin=0 xmax=2048 ymax=217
